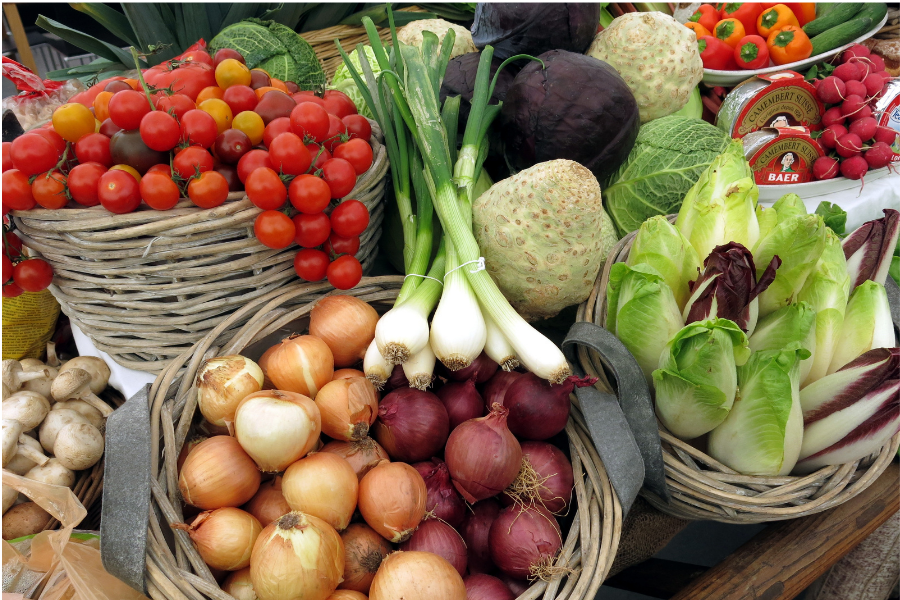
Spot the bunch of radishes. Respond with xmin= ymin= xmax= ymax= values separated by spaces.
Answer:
xmin=812 ymin=44 xmax=896 ymax=182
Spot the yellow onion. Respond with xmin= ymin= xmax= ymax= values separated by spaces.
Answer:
xmin=316 ymin=377 xmax=379 ymax=441
xmin=177 ymin=436 xmax=207 ymax=474
xmin=328 ymin=591 xmax=368 ymax=600
xmin=333 ymin=368 xmax=366 ymax=380
xmin=250 ymin=511 xmax=344 ymax=600
xmin=196 ymin=355 xmax=264 ymax=427
xmin=234 ymin=390 xmax=321 ymax=472
xmin=320 ymin=437 xmax=390 ymax=481
xmin=179 ymin=436 xmax=260 ymax=509
xmin=282 ymin=452 xmax=358 ymax=531
xmin=257 ymin=345 xmax=278 ymax=390
xmin=264 ymin=335 xmax=334 ymax=398
xmin=358 ymin=462 xmax=426 ymax=543
xmin=222 ymin=567 xmax=257 ymax=600
xmin=179 ymin=507 xmax=262 ymax=571
xmin=243 ymin=476 xmax=291 ymax=528
xmin=369 ymin=551 xmax=466 ymax=600
xmin=339 ymin=522 xmax=393 ymax=594
xmin=310 ymin=296 xmax=379 ymax=367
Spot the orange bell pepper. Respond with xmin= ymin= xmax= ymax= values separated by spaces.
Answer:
xmin=757 ymin=4 xmax=800 ymax=38
xmin=767 ymin=25 xmax=813 ymax=65
xmin=714 ymin=18 xmax=747 ymax=48
xmin=791 ymin=3 xmax=817 ymax=26
xmin=720 ymin=3 xmax=763 ymax=36
xmin=686 ymin=22 xmax=712 ymax=39
xmin=690 ymin=4 xmax=721 ymax=33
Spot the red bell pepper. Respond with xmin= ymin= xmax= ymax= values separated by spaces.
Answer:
xmin=720 ymin=3 xmax=763 ymax=36
xmin=699 ymin=35 xmax=739 ymax=70
xmin=734 ymin=35 xmax=770 ymax=69
xmin=690 ymin=5 xmax=721 ymax=33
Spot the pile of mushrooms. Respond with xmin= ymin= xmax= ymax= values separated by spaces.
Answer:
xmin=2 ymin=352 xmax=112 ymax=540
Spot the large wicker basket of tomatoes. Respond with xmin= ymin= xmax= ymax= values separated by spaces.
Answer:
xmin=3 ymin=42 xmax=389 ymax=375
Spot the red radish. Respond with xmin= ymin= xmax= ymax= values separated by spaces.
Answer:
xmin=816 ymin=76 xmax=845 ymax=104
xmin=435 ymin=377 xmax=486 ymax=431
xmin=842 ymin=44 xmax=870 ymax=61
xmin=462 ymin=499 xmax=501 ymax=574
xmin=844 ymin=80 xmax=867 ymax=99
xmin=412 ymin=458 xmax=467 ymax=529
xmin=848 ymin=105 xmax=873 ymax=122
xmin=812 ymin=156 xmax=839 ymax=180
xmin=840 ymin=95 xmax=866 ymax=117
xmin=863 ymin=74 xmax=885 ymax=97
xmin=840 ymin=155 xmax=868 ymax=181
xmin=836 ymin=133 xmax=863 ymax=158
xmin=864 ymin=142 xmax=894 ymax=170
xmin=822 ymin=106 xmax=845 ymax=128
xmin=834 ymin=62 xmax=861 ymax=82
xmin=821 ymin=124 xmax=848 ymax=149
xmin=399 ymin=518 xmax=468 ymax=577
xmin=481 ymin=370 xmax=523 ymax=410
xmin=869 ymin=55 xmax=886 ymax=72
xmin=849 ymin=117 xmax=877 ymax=142
xmin=874 ymin=126 xmax=898 ymax=145
xmin=848 ymin=56 xmax=873 ymax=80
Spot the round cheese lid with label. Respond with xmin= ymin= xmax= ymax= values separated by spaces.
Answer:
xmin=718 ymin=71 xmax=824 ymax=139
xmin=743 ymin=127 xmax=824 ymax=185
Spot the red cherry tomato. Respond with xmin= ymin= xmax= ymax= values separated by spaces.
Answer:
xmin=2 ymin=281 xmax=23 ymax=298
xmin=140 ymin=110 xmax=181 ymax=151
xmin=322 ymin=90 xmax=357 ymax=119
xmin=222 ymin=85 xmax=258 ymax=115
xmin=214 ymin=129 xmax=252 ymax=165
xmin=187 ymin=170 xmax=229 ymax=209
xmin=333 ymin=138 xmax=374 ymax=175
xmin=67 ymin=162 xmax=107 ymax=207
xmin=291 ymin=102 xmax=330 ymax=142
xmin=99 ymin=118 xmax=123 ymax=138
xmin=156 ymin=94 xmax=195 ymax=120
xmin=32 ymin=128 xmax=67 ymax=155
xmin=143 ymin=62 xmax=216 ymax=102
xmin=342 ymin=115 xmax=372 ymax=141
xmin=330 ymin=199 xmax=370 ymax=238
xmin=236 ymin=149 xmax=273 ymax=184
xmin=254 ymin=210 xmax=296 ymax=249
xmin=180 ymin=109 xmax=219 ymax=148
xmin=104 ymin=80 xmax=132 ymax=94
xmin=305 ymin=143 xmax=331 ymax=170
xmin=326 ymin=254 xmax=362 ymax=290
xmin=180 ymin=50 xmax=213 ymax=66
xmin=108 ymin=90 xmax=152 ymax=131
xmin=12 ymin=258 xmax=54 ymax=292
xmin=214 ymin=48 xmax=245 ymax=67
xmin=2 ymin=169 xmax=36 ymax=211
xmin=294 ymin=248 xmax=330 ymax=281
xmin=98 ymin=169 xmax=142 ymax=213
xmin=263 ymin=117 xmax=293 ymax=148
xmin=2 ymin=255 xmax=12 ymax=284
xmin=289 ymin=174 xmax=332 ymax=214
xmin=292 ymin=212 xmax=331 ymax=248
xmin=140 ymin=172 xmax=181 ymax=210
xmin=323 ymin=114 xmax=349 ymax=152
xmin=321 ymin=158 xmax=356 ymax=199
xmin=4 ymin=232 xmax=23 ymax=259
xmin=292 ymin=92 xmax=325 ymax=107
xmin=31 ymin=171 xmax=69 ymax=209
xmin=245 ymin=167 xmax=287 ymax=210
xmin=2 ymin=142 xmax=12 ymax=172
xmin=74 ymin=133 xmax=113 ymax=167
xmin=10 ymin=134 xmax=60 ymax=176
xmin=325 ymin=231 xmax=360 ymax=257
xmin=173 ymin=146 xmax=214 ymax=179
xmin=146 ymin=163 xmax=172 ymax=176
xmin=269 ymin=132 xmax=311 ymax=176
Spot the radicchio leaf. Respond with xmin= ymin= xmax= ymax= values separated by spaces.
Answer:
xmin=843 ymin=209 xmax=900 ymax=290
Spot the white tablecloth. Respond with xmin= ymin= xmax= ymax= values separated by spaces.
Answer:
xmin=72 ymin=324 xmax=155 ymax=400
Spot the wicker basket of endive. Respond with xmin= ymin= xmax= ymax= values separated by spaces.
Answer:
xmin=577 ymin=140 xmax=899 ymax=524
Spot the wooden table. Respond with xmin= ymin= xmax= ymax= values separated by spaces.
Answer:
xmin=606 ymin=461 xmax=900 ymax=600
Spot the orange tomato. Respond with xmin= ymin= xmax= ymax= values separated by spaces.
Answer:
xmin=685 ymin=22 xmax=712 ymax=39
xmin=269 ymin=78 xmax=289 ymax=93
xmin=110 ymin=164 xmax=142 ymax=182
xmin=232 ymin=111 xmax=265 ymax=145
xmin=254 ymin=86 xmax=280 ymax=99
xmin=214 ymin=58 xmax=252 ymax=89
xmin=122 ymin=78 xmax=141 ymax=91
xmin=198 ymin=98 xmax=233 ymax=134
xmin=93 ymin=91 xmax=114 ymax=122
xmin=196 ymin=86 xmax=225 ymax=105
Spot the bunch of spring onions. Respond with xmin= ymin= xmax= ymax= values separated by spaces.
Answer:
xmin=340 ymin=9 xmax=573 ymax=388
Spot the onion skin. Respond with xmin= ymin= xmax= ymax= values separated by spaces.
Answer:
xmin=463 ymin=574 xmax=515 ymax=600
xmin=505 ymin=374 xmax=594 ymax=441
xmin=179 ymin=436 xmax=261 ymax=510
xmin=264 ymin=335 xmax=334 ymax=398
xmin=282 ymin=452 xmax=358 ymax=531
xmin=234 ymin=390 xmax=322 ymax=472
xmin=250 ymin=511 xmax=344 ymax=600
xmin=328 ymin=591 xmax=368 ymax=600
xmin=481 ymin=371 xmax=522 ymax=410
xmin=461 ymin=499 xmax=501 ymax=575
xmin=310 ymin=295 xmax=379 ymax=367
xmin=243 ymin=476 xmax=291 ymax=528
xmin=384 ymin=365 xmax=409 ymax=391
xmin=369 ymin=551 xmax=467 ymax=600
xmin=222 ymin=567 xmax=257 ymax=600
xmin=502 ymin=442 xmax=574 ymax=514
xmin=177 ymin=436 xmax=207 ymax=474
xmin=445 ymin=405 xmax=522 ymax=503
xmin=316 ymin=377 xmax=379 ymax=441
xmin=257 ymin=345 xmax=277 ymax=390
xmin=359 ymin=461 xmax=427 ymax=543
xmin=435 ymin=378 xmax=485 ymax=431
xmin=184 ymin=507 xmax=262 ymax=571
xmin=412 ymin=458 xmax=466 ymax=529
xmin=372 ymin=388 xmax=449 ymax=463
xmin=488 ymin=505 xmax=561 ymax=580
xmin=333 ymin=368 xmax=366 ymax=380
xmin=438 ymin=352 xmax=499 ymax=383
xmin=339 ymin=522 xmax=393 ymax=594
xmin=320 ymin=437 xmax=391 ymax=481
xmin=498 ymin=574 xmax=529 ymax=597
xmin=196 ymin=355 xmax=264 ymax=427
xmin=399 ymin=519 xmax=468 ymax=577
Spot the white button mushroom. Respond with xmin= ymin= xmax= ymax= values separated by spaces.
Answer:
xmin=2 ymin=360 xmax=52 ymax=394
xmin=24 ymin=458 xmax=76 ymax=488
xmin=50 ymin=369 xmax=113 ymax=417
xmin=51 ymin=400 xmax=105 ymax=430
xmin=58 ymin=357 xmax=110 ymax=395
xmin=5 ymin=435 xmax=49 ymax=475
xmin=39 ymin=409 xmax=91 ymax=454
xmin=2 ymin=420 xmax=23 ymax=467
xmin=52 ymin=423 xmax=104 ymax=471
xmin=20 ymin=363 xmax=57 ymax=399
xmin=2 ymin=391 xmax=51 ymax=431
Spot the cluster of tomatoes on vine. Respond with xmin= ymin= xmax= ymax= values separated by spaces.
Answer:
xmin=0 ymin=41 xmax=375 ymax=290
xmin=2 ymin=228 xmax=53 ymax=298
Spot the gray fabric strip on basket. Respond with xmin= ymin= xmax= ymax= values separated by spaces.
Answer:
xmin=563 ymin=322 xmax=670 ymax=510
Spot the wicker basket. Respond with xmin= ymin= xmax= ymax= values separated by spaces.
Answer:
xmin=139 ymin=276 xmax=622 ymax=600
xmin=11 ymin=124 xmax=388 ymax=375
xmin=575 ymin=222 xmax=900 ymax=524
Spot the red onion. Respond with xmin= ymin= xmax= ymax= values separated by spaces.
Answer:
xmin=505 ymin=373 xmax=595 ymax=441
xmin=399 ymin=518 xmax=468 ymax=576
xmin=461 ymin=499 xmax=501 ymax=575
xmin=489 ymin=505 xmax=561 ymax=579
xmin=438 ymin=352 xmax=499 ymax=383
xmin=502 ymin=442 xmax=574 ymax=514
xmin=463 ymin=574 xmax=515 ymax=600
xmin=385 ymin=364 xmax=409 ymax=391
xmin=498 ymin=573 xmax=530 ymax=596
xmin=481 ymin=371 xmax=522 ymax=410
xmin=372 ymin=388 xmax=449 ymax=463
xmin=412 ymin=458 xmax=466 ymax=529
xmin=445 ymin=404 xmax=522 ymax=503
xmin=435 ymin=378 xmax=485 ymax=430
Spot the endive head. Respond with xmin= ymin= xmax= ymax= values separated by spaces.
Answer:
xmin=626 ymin=215 xmax=701 ymax=311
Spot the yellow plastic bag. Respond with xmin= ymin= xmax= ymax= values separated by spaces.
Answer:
xmin=2 ymin=290 xmax=60 ymax=361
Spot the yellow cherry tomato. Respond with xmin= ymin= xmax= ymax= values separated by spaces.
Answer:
xmin=110 ymin=164 xmax=141 ymax=183
xmin=51 ymin=103 xmax=96 ymax=143
xmin=95 ymin=119 xmax=102 ymax=132
xmin=196 ymin=86 xmax=225 ymax=105
xmin=232 ymin=110 xmax=265 ymax=145
xmin=215 ymin=58 xmax=252 ymax=89
xmin=199 ymin=98 xmax=233 ymax=134
xmin=93 ymin=91 xmax=114 ymax=122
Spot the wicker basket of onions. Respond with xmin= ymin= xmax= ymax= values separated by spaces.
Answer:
xmin=141 ymin=276 xmax=621 ymax=600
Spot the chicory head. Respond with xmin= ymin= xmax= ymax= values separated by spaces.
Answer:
xmin=843 ymin=208 xmax=900 ymax=291
xmin=626 ymin=215 xmax=702 ymax=311
xmin=749 ymin=301 xmax=817 ymax=384
xmin=827 ymin=280 xmax=896 ymax=374
xmin=772 ymin=193 xmax=807 ymax=223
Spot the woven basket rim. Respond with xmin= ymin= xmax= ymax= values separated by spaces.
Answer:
xmin=576 ymin=215 xmax=900 ymax=523
xmin=141 ymin=276 xmax=623 ymax=599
